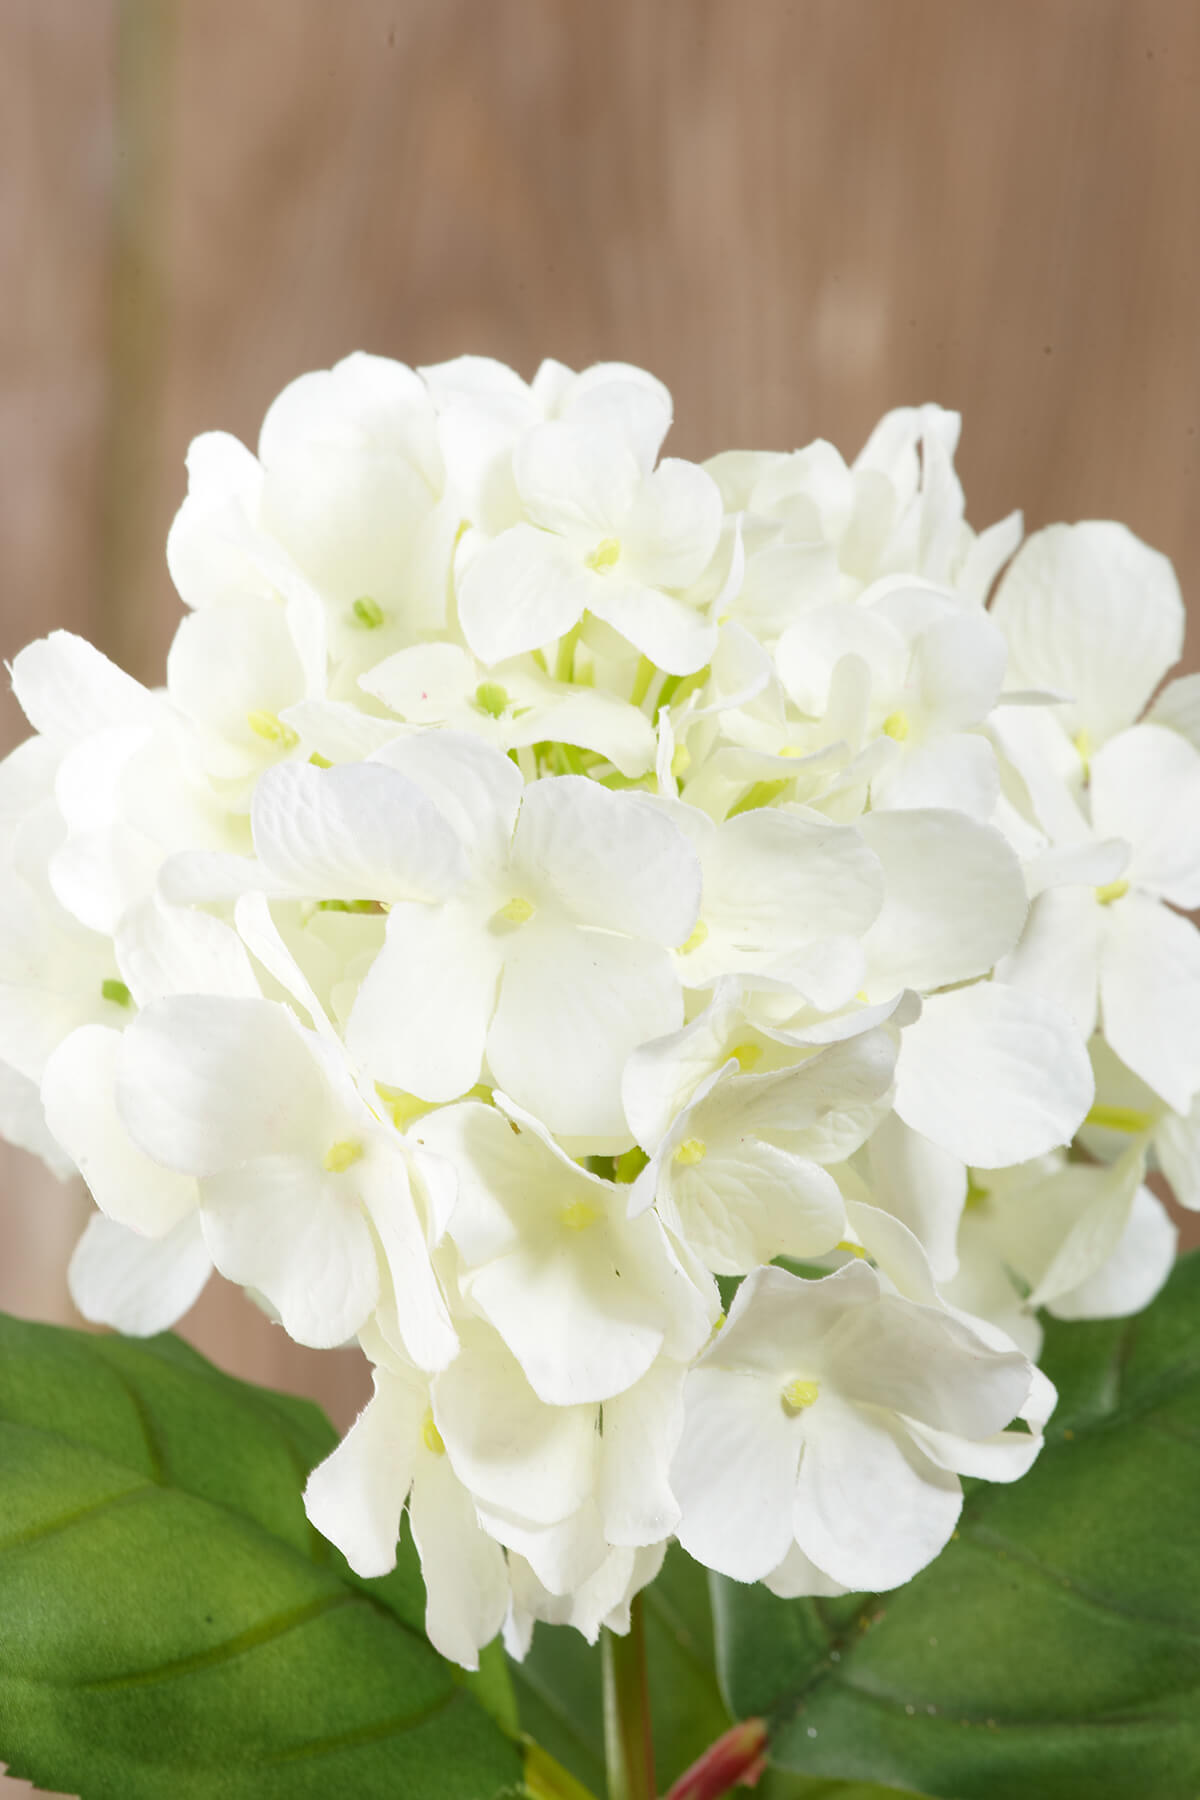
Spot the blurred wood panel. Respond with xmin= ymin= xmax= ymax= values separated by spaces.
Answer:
xmin=2 ymin=9 xmax=1200 ymax=1784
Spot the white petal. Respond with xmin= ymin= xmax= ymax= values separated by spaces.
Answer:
xmin=68 ymin=1211 xmax=212 ymax=1335
xmin=1100 ymin=894 xmax=1200 ymax=1112
xmin=371 ymin=730 xmax=523 ymax=869
xmin=513 ymin=778 xmax=701 ymax=945
xmin=997 ymin=886 xmax=1102 ymax=1038
xmin=115 ymin=894 xmax=260 ymax=1005
xmin=990 ymin=521 xmax=1184 ymax=743
xmin=763 ymin=1540 xmax=851 ymax=1599
xmin=117 ymin=996 xmax=333 ymax=1175
xmin=794 ymin=1398 xmax=961 ymax=1591
xmin=895 ymin=983 xmax=1093 ymax=1167
xmin=513 ymin=687 xmax=656 ymax=778
xmin=488 ymin=924 xmax=683 ymax=1136
xmin=1155 ymin=1102 xmax=1200 ymax=1211
xmin=589 ymin=579 xmax=718 ymax=676
xmin=514 ymin=418 xmax=638 ymax=535
xmin=859 ymin=809 xmax=1027 ymax=994
xmin=200 ymin=1154 xmax=379 ymax=1349
xmin=621 ymin=459 xmax=724 ymax=590
xmin=42 ymin=1025 xmax=197 ymax=1234
xmin=409 ymin=1448 xmax=510 ymax=1669
xmin=11 ymin=632 xmax=157 ymax=742
xmin=1048 ymin=1183 xmax=1176 ymax=1320
xmin=702 ymin=809 xmax=883 ymax=951
xmin=304 ymin=1364 xmax=425 ymax=1577
xmin=347 ymin=902 xmax=500 ymax=1100
xmin=875 ymin=734 xmax=1000 ymax=820
xmin=621 ymin=979 xmax=744 ymax=1152
xmin=50 ymin=824 xmax=163 ymax=936
xmin=864 ymin=1112 xmax=966 ymax=1283
xmin=915 ymin=611 xmax=1008 ymax=731
xmin=1020 ymin=1150 xmax=1146 ymax=1311
xmin=599 ymin=1360 xmax=686 ymax=1546
xmin=561 ymin=364 xmax=673 ymax=471
xmin=1089 ymin=724 xmax=1200 ymax=907
xmin=432 ymin=1326 xmax=597 ymax=1526
xmin=1147 ymin=670 xmax=1200 ymax=748
xmin=359 ymin=1153 xmax=458 ymax=1373
xmin=672 ymin=1365 xmax=801 ymax=1582
xmin=166 ymin=598 xmax=309 ymax=750
xmin=829 ymin=1294 xmax=1031 ymax=1438
xmin=0 ymin=1058 xmax=74 ymax=1177
xmin=251 ymin=760 xmax=466 ymax=901
xmin=661 ymin=1138 xmax=845 ymax=1275
xmin=457 ymin=524 xmax=595 ymax=666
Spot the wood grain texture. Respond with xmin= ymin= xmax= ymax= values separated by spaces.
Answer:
xmin=1 ymin=14 xmax=1199 ymax=1781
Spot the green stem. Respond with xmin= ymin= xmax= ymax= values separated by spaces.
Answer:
xmin=630 ymin=655 xmax=657 ymax=708
xmin=556 ymin=623 xmax=582 ymax=684
xmin=602 ymin=1595 xmax=655 ymax=1800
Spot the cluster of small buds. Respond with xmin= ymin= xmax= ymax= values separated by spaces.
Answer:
xmin=3 ymin=351 xmax=1196 ymax=1667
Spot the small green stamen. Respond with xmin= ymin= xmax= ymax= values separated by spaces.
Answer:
xmin=1085 ymin=1102 xmax=1154 ymax=1134
xmin=474 ymin=681 xmax=509 ymax=719
xmin=882 ymin=710 xmax=910 ymax=742
xmin=494 ymin=896 xmax=535 ymax=926
xmin=247 ymin=709 xmax=299 ymax=750
xmin=352 ymin=596 xmax=385 ymax=629
xmin=585 ymin=537 xmax=621 ymax=573
xmin=674 ymin=1138 xmax=707 ymax=1166
xmin=1095 ymin=879 xmax=1129 ymax=906
xmin=560 ymin=1199 xmax=600 ymax=1232
xmin=101 ymin=978 xmax=133 ymax=1008
xmin=782 ymin=1378 xmax=820 ymax=1414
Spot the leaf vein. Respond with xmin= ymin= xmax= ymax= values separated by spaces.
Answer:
xmin=78 ymin=1589 xmax=360 ymax=1691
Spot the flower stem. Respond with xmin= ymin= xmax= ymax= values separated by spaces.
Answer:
xmin=602 ymin=1595 xmax=656 ymax=1800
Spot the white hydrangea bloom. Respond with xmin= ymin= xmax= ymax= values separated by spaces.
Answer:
xmin=1 ymin=348 xmax=1193 ymax=1668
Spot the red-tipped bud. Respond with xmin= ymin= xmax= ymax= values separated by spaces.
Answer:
xmin=664 ymin=1718 xmax=769 ymax=1800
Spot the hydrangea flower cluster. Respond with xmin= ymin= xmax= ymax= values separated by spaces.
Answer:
xmin=4 ymin=353 xmax=1197 ymax=1668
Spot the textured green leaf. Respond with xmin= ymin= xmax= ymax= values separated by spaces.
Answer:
xmin=0 ymin=1316 xmax=522 ymax=1800
xmin=713 ymin=1250 xmax=1200 ymax=1800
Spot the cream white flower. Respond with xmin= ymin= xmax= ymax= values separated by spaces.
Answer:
xmin=673 ymin=1260 xmax=1034 ymax=1592
xmin=1 ymin=350 xmax=1192 ymax=1668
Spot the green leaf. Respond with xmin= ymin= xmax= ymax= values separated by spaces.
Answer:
xmin=506 ymin=1545 xmax=913 ymax=1799
xmin=713 ymin=1250 xmax=1200 ymax=1800
xmin=0 ymin=1316 xmax=523 ymax=1800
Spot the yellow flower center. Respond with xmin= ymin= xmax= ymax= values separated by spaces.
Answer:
xmin=493 ymin=896 xmax=536 ymax=926
xmin=247 ymin=709 xmax=299 ymax=751
xmin=422 ymin=1409 xmax=445 ymax=1455
xmin=882 ymin=710 xmax=910 ymax=742
xmin=674 ymin=1138 xmax=707 ymax=1166
xmin=781 ymin=1378 xmax=820 ymax=1415
xmin=323 ymin=1139 xmax=364 ymax=1173
xmin=560 ymin=1199 xmax=600 ymax=1232
xmin=1095 ymin=880 xmax=1129 ymax=907
xmin=585 ymin=537 xmax=621 ymax=572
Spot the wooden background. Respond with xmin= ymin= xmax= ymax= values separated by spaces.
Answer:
xmin=2 ymin=6 xmax=1199 ymax=1780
